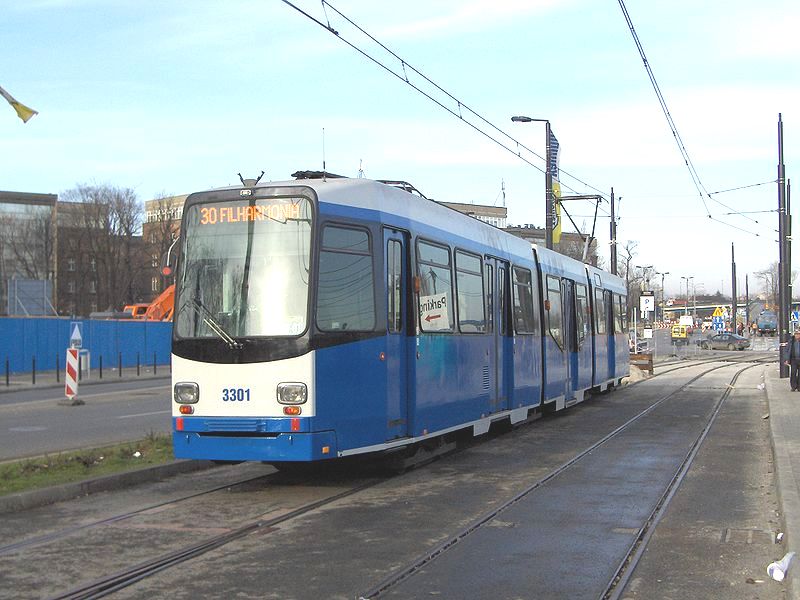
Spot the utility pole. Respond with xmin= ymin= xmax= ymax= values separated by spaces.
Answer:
xmin=731 ymin=243 xmax=737 ymax=333
xmin=745 ymin=274 xmax=750 ymax=335
xmin=778 ymin=114 xmax=789 ymax=377
xmin=610 ymin=188 xmax=617 ymax=275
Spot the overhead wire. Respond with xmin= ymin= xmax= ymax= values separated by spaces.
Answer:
xmin=280 ymin=0 xmax=610 ymax=218
xmin=616 ymin=0 xmax=763 ymax=237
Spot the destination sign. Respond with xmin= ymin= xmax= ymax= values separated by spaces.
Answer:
xmin=198 ymin=201 xmax=301 ymax=225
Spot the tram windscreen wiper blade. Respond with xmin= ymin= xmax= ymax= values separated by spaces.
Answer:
xmin=188 ymin=298 xmax=243 ymax=350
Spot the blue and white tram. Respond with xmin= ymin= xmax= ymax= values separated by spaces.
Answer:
xmin=170 ymin=175 xmax=629 ymax=463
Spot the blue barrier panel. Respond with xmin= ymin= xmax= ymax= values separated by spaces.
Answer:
xmin=0 ymin=317 xmax=173 ymax=374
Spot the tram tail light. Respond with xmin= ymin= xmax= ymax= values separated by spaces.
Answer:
xmin=277 ymin=382 xmax=307 ymax=405
xmin=283 ymin=406 xmax=301 ymax=416
xmin=179 ymin=405 xmax=194 ymax=415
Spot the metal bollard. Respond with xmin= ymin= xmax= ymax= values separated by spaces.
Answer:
xmin=136 ymin=352 xmax=140 ymax=376
xmin=32 ymin=357 xmax=36 ymax=385
xmin=78 ymin=354 xmax=82 ymax=381
xmin=153 ymin=352 xmax=157 ymax=375
xmin=99 ymin=355 xmax=103 ymax=380
xmin=56 ymin=354 xmax=60 ymax=383
xmin=118 ymin=352 xmax=122 ymax=378
xmin=5 ymin=358 xmax=8 ymax=387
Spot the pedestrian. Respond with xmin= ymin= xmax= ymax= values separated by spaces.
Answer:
xmin=786 ymin=330 xmax=800 ymax=391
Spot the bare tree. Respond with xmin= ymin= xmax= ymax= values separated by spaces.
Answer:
xmin=619 ymin=240 xmax=640 ymax=320
xmin=754 ymin=262 xmax=779 ymax=308
xmin=60 ymin=184 xmax=145 ymax=311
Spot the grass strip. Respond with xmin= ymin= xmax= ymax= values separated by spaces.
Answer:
xmin=0 ymin=432 xmax=173 ymax=497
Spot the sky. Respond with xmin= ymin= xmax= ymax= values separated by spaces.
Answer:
xmin=2 ymin=0 xmax=799 ymax=298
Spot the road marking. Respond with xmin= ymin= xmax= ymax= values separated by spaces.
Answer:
xmin=116 ymin=410 xmax=171 ymax=419
xmin=0 ymin=385 xmax=170 ymax=410
xmin=9 ymin=426 xmax=48 ymax=432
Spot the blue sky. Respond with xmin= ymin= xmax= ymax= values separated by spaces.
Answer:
xmin=2 ymin=0 xmax=799 ymax=297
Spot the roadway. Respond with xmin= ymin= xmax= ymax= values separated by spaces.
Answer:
xmin=0 ymin=378 xmax=171 ymax=461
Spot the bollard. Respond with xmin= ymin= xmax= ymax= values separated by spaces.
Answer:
xmin=56 ymin=354 xmax=60 ymax=383
xmin=136 ymin=352 xmax=140 ymax=376
xmin=32 ymin=356 xmax=36 ymax=385
xmin=118 ymin=352 xmax=122 ymax=378
xmin=5 ymin=358 xmax=8 ymax=387
xmin=78 ymin=354 xmax=82 ymax=381
xmin=99 ymin=355 xmax=103 ymax=380
xmin=153 ymin=352 xmax=157 ymax=375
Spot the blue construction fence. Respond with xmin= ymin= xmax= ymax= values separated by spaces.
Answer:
xmin=0 ymin=317 xmax=172 ymax=374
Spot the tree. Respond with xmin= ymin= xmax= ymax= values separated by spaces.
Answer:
xmin=619 ymin=240 xmax=640 ymax=321
xmin=60 ymin=184 xmax=145 ymax=312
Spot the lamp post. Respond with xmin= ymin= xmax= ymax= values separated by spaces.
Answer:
xmin=690 ymin=276 xmax=696 ymax=323
xmin=511 ymin=115 xmax=554 ymax=249
xmin=656 ymin=270 xmax=670 ymax=323
xmin=680 ymin=276 xmax=692 ymax=316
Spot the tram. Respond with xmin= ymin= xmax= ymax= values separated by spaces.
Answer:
xmin=170 ymin=173 xmax=629 ymax=463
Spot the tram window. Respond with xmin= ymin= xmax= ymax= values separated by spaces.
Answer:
xmin=455 ymin=251 xmax=485 ymax=333
xmin=546 ymin=275 xmax=564 ymax=348
xmin=387 ymin=240 xmax=402 ymax=333
xmin=594 ymin=289 xmax=607 ymax=335
xmin=317 ymin=225 xmax=375 ymax=332
xmin=576 ymin=284 xmax=589 ymax=347
xmin=485 ymin=264 xmax=494 ymax=333
xmin=615 ymin=294 xmax=626 ymax=333
xmin=512 ymin=267 xmax=536 ymax=334
xmin=417 ymin=240 xmax=454 ymax=333
xmin=499 ymin=267 xmax=507 ymax=335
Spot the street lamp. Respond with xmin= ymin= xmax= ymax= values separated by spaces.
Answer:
xmin=656 ymin=270 xmax=670 ymax=323
xmin=680 ymin=276 xmax=692 ymax=316
xmin=511 ymin=115 xmax=555 ymax=249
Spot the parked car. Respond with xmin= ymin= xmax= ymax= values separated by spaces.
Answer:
xmin=696 ymin=332 xmax=750 ymax=351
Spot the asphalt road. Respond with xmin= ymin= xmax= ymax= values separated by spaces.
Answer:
xmin=0 ymin=378 xmax=172 ymax=461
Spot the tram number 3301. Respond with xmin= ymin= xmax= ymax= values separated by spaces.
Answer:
xmin=222 ymin=388 xmax=251 ymax=402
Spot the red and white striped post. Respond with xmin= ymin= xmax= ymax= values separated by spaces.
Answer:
xmin=62 ymin=348 xmax=84 ymax=405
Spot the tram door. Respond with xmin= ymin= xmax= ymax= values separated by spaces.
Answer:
xmin=561 ymin=279 xmax=578 ymax=403
xmin=384 ymin=229 xmax=410 ymax=440
xmin=485 ymin=258 xmax=510 ymax=411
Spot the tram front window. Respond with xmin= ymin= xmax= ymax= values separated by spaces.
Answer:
xmin=174 ymin=197 xmax=312 ymax=339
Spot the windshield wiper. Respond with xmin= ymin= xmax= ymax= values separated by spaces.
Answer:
xmin=186 ymin=298 xmax=243 ymax=350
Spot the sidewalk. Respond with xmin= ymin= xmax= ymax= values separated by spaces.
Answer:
xmin=767 ymin=365 xmax=800 ymax=598
xmin=0 ymin=363 xmax=171 ymax=394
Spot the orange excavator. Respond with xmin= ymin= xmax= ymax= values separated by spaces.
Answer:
xmin=122 ymin=284 xmax=174 ymax=321
xmin=143 ymin=284 xmax=175 ymax=321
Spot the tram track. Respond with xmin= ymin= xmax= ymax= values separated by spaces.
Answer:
xmin=0 ymin=470 xmax=277 ymax=557
xmin=357 ymin=356 xmax=770 ymax=599
xmin=4 ymin=354 xmax=776 ymax=599
xmin=48 ymin=479 xmax=383 ymax=600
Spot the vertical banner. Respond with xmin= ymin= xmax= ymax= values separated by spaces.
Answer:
xmin=548 ymin=128 xmax=562 ymax=243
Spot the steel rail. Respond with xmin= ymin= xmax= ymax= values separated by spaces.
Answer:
xmin=357 ymin=358 xmax=767 ymax=598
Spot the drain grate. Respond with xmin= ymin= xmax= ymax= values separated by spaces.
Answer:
xmin=722 ymin=528 xmax=775 ymax=544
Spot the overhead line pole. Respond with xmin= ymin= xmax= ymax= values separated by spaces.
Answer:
xmin=610 ymin=188 xmax=617 ymax=275
xmin=731 ymin=243 xmax=737 ymax=332
xmin=778 ymin=114 xmax=789 ymax=377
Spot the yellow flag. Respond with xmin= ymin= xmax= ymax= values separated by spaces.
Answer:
xmin=0 ymin=85 xmax=38 ymax=123
xmin=552 ymin=179 xmax=562 ymax=244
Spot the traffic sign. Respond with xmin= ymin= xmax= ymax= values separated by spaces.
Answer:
xmin=712 ymin=307 xmax=725 ymax=318
xmin=69 ymin=321 xmax=83 ymax=349
xmin=792 ymin=311 xmax=800 ymax=322
xmin=639 ymin=292 xmax=655 ymax=313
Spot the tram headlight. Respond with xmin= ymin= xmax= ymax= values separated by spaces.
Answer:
xmin=174 ymin=382 xmax=199 ymax=404
xmin=277 ymin=382 xmax=307 ymax=405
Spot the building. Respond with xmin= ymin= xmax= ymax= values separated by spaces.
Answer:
xmin=438 ymin=201 xmax=508 ymax=229
xmin=0 ymin=191 xmax=57 ymax=315
xmin=436 ymin=200 xmax=598 ymax=266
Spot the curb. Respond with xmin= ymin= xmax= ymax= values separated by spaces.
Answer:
xmin=0 ymin=459 xmax=215 ymax=515
xmin=0 ymin=374 xmax=171 ymax=395
xmin=766 ymin=366 xmax=800 ymax=600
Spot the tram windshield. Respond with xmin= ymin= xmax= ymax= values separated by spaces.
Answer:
xmin=174 ymin=196 xmax=313 ymax=339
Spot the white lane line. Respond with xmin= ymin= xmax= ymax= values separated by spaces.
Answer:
xmin=0 ymin=385 xmax=170 ymax=410
xmin=116 ymin=410 xmax=171 ymax=419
